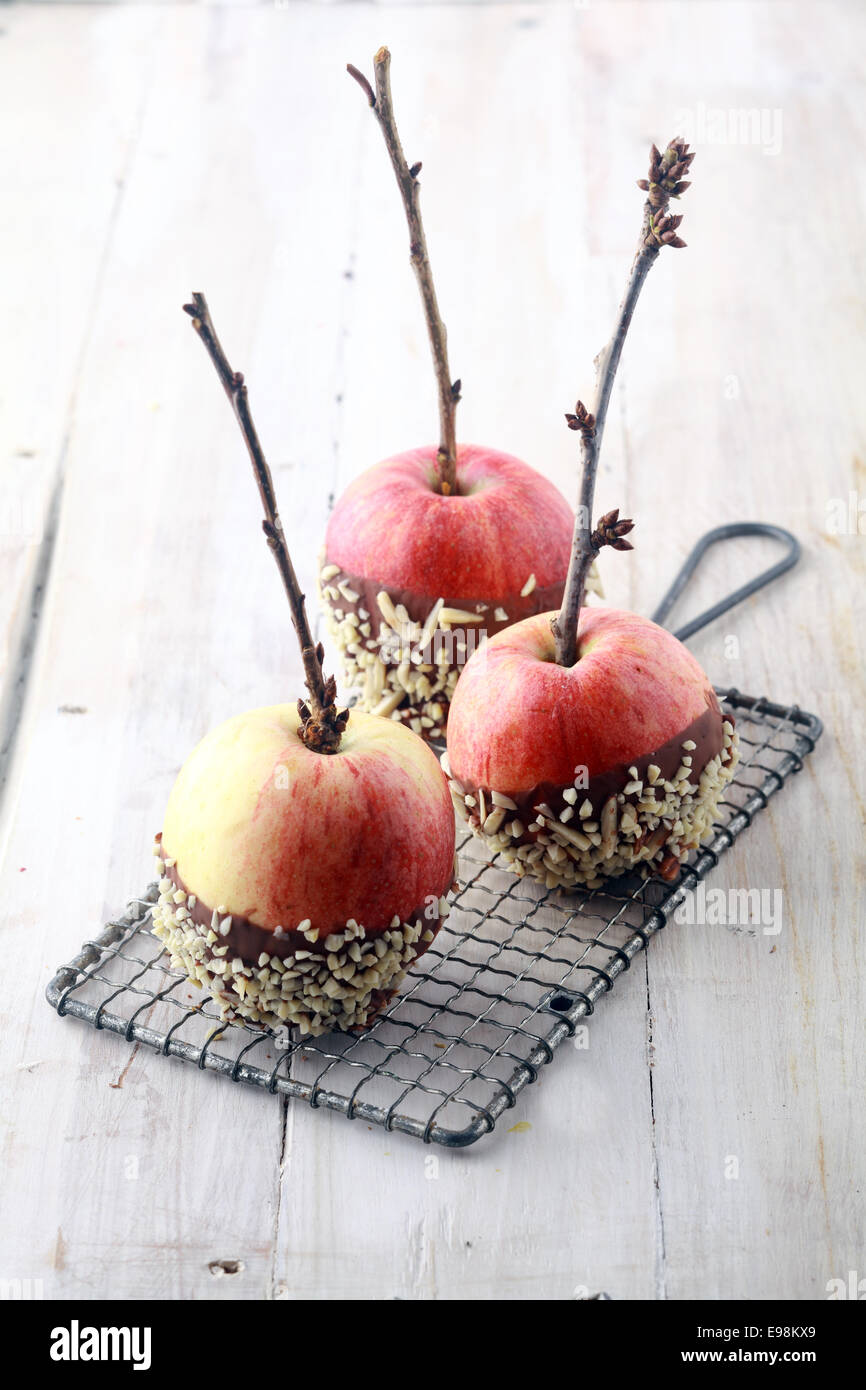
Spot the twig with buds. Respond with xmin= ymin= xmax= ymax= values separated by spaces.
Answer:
xmin=591 ymin=507 xmax=635 ymax=553
xmin=348 ymin=48 xmax=461 ymax=496
xmin=183 ymin=292 xmax=348 ymax=753
xmin=552 ymin=137 xmax=695 ymax=667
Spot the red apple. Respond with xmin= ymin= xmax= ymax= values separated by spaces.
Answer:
xmin=319 ymin=444 xmax=601 ymax=740
xmin=152 ymin=705 xmax=456 ymax=1035
xmin=445 ymin=608 xmax=739 ymax=889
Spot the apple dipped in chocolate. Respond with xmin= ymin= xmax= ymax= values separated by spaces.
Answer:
xmin=151 ymin=294 xmax=456 ymax=1036
xmin=319 ymin=50 xmax=599 ymax=744
xmin=445 ymin=140 xmax=739 ymax=889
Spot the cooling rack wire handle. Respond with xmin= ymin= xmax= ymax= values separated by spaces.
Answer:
xmin=651 ymin=522 xmax=800 ymax=642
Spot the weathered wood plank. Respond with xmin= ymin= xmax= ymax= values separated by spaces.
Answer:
xmin=0 ymin=7 xmax=157 ymax=801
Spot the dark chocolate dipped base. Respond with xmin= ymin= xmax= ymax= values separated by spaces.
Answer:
xmin=150 ymin=842 xmax=451 ymax=1036
xmin=444 ymin=704 xmax=739 ymax=890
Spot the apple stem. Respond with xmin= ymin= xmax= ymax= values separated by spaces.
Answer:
xmin=348 ymin=48 xmax=460 ymax=496
xmin=552 ymin=138 xmax=695 ymax=668
xmin=182 ymin=292 xmax=348 ymax=753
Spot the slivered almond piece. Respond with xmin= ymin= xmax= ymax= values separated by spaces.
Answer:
xmin=483 ymin=807 xmax=507 ymax=836
xmin=376 ymin=591 xmax=399 ymax=630
xmin=371 ymin=688 xmax=405 ymax=718
xmin=438 ymin=607 xmax=485 ymax=625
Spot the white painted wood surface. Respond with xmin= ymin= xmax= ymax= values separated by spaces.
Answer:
xmin=0 ymin=0 xmax=863 ymax=1301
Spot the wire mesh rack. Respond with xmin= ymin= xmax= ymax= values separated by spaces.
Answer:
xmin=46 ymin=687 xmax=821 ymax=1148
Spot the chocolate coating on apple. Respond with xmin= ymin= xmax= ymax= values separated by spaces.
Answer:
xmin=445 ymin=712 xmax=739 ymax=889
xmin=156 ymin=841 xmax=450 ymax=962
xmin=321 ymin=568 xmax=567 ymax=640
xmin=151 ymin=844 xmax=453 ymax=1036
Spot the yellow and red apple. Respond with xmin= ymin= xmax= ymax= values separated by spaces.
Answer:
xmin=152 ymin=705 xmax=456 ymax=1035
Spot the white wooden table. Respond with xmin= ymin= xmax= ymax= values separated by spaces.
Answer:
xmin=1 ymin=0 xmax=863 ymax=1301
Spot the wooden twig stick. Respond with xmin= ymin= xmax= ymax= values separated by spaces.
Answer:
xmin=182 ymin=292 xmax=347 ymax=752
xmin=348 ymin=48 xmax=460 ymax=495
xmin=552 ymin=138 xmax=694 ymax=667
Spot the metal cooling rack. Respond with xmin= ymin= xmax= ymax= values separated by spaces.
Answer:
xmin=45 ymin=690 xmax=820 ymax=1147
xmin=45 ymin=524 xmax=820 ymax=1147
